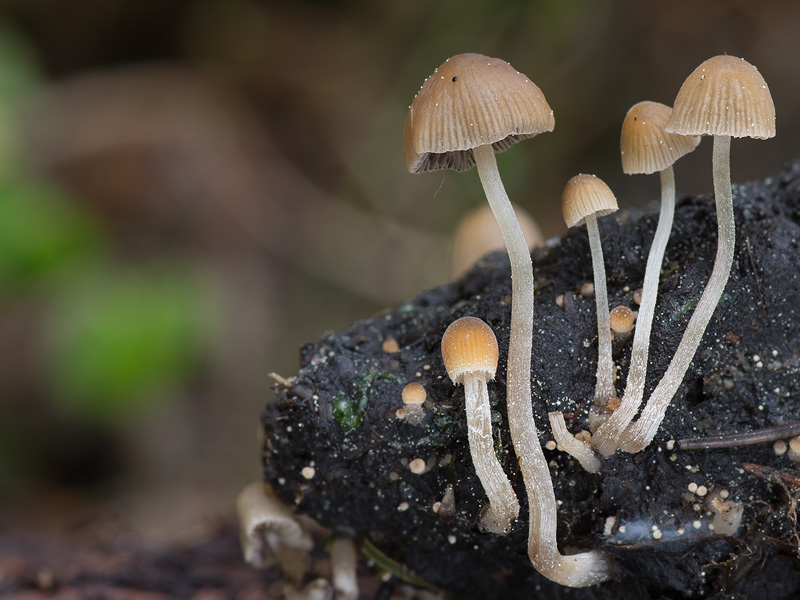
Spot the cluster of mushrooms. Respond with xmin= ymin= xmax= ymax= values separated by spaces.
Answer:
xmin=404 ymin=53 xmax=775 ymax=587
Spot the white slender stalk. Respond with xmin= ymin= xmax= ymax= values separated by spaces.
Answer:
xmin=592 ymin=166 xmax=676 ymax=456
xmin=620 ymin=135 xmax=733 ymax=452
xmin=464 ymin=375 xmax=519 ymax=533
xmin=330 ymin=538 xmax=358 ymax=600
xmin=586 ymin=216 xmax=614 ymax=404
xmin=548 ymin=412 xmax=602 ymax=473
xmin=473 ymin=145 xmax=611 ymax=586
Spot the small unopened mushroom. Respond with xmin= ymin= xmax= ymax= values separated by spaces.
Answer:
xmin=609 ymin=305 xmax=636 ymax=334
xmin=441 ymin=316 xmax=519 ymax=534
xmin=621 ymin=56 xmax=776 ymax=453
xmin=707 ymin=492 xmax=744 ymax=536
xmin=401 ymin=382 xmax=427 ymax=425
xmin=236 ymin=482 xmax=313 ymax=583
xmin=451 ymin=204 xmax=544 ymax=279
xmin=562 ymin=174 xmax=619 ymax=405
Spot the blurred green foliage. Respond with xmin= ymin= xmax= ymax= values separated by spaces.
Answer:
xmin=0 ymin=21 xmax=216 ymax=498
xmin=45 ymin=265 xmax=208 ymax=423
xmin=0 ymin=178 xmax=102 ymax=288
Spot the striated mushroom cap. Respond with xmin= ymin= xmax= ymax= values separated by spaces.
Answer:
xmin=441 ymin=316 xmax=499 ymax=384
xmin=621 ymin=101 xmax=701 ymax=174
xmin=665 ymin=55 xmax=775 ymax=140
xmin=561 ymin=174 xmax=618 ymax=228
xmin=404 ymin=53 xmax=554 ymax=174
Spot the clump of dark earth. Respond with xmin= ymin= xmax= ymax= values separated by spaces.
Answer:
xmin=263 ymin=161 xmax=800 ymax=599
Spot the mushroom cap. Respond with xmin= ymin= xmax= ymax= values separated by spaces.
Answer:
xmin=401 ymin=382 xmax=427 ymax=405
xmin=441 ymin=316 xmax=499 ymax=384
xmin=620 ymin=101 xmax=701 ymax=175
xmin=561 ymin=174 xmax=618 ymax=228
xmin=665 ymin=55 xmax=775 ymax=139
xmin=404 ymin=53 xmax=554 ymax=174
xmin=609 ymin=305 xmax=636 ymax=333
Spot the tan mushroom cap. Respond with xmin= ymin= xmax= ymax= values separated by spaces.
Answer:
xmin=441 ymin=316 xmax=499 ymax=384
xmin=562 ymin=174 xmax=618 ymax=228
xmin=621 ymin=101 xmax=701 ymax=175
xmin=665 ymin=55 xmax=775 ymax=139
xmin=609 ymin=305 xmax=636 ymax=333
xmin=401 ymin=382 xmax=427 ymax=405
xmin=404 ymin=53 xmax=554 ymax=174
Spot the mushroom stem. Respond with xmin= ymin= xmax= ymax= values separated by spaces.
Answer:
xmin=620 ymin=135 xmax=733 ymax=452
xmin=592 ymin=166 xmax=675 ymax=456
xmin=473 ymin=145 xmax=611 ymax=586
xmin=548 ymin=412 xmax=602 ymax=473
xmin=464 ymin=375 xmax=520 ymax=533
xmin=585 ymin=215 xmax=614 ymax=404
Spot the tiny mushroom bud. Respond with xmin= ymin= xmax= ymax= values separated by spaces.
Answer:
xmin=609 ymin=305 xmax=636 ymax=334
xmin=442 ymin=316 xmax=519 ymax=533
xmin=620 ymin=56 xmax=776 ymax=453
xmin=401 ymin=382 xmax=427 ymax=425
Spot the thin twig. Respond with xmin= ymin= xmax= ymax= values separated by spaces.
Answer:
xmin=677 ymin=422 xmax=800 ymax=450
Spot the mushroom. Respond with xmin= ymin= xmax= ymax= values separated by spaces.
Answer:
xmin=401 ymin=381 xmax=427 ymax=424
xmin=609 ymin=305 xmax=636 ymax=334
xmin=451 ymin=203 xmax=543 ymax=279
xmin=619 ymin=55 xmax=775 ymax=452
xmin=592 ymin=101 xmax=699 ymax=457
xmin=561 ymin=174 xmax=619 ymax=405
xmin=404 ymin=56 xmax=552 ymax=505
xmin=236 ymin=482 xmax=313 ymax=583
xmin=441 ymin=316 xmax=519 ymax=534
xmin=408 ymin=55 xmax=610 ymax=585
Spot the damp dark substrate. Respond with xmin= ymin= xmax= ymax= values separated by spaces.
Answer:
xmin=263 ymin=161 xmax=800 ymax=599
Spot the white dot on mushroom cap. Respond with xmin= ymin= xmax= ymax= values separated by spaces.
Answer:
xmin=409 ymin=458 xmax=426 ymax=474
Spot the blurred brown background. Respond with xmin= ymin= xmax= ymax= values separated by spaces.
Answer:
xmin=0 ymin=0 xmax=797 ymax=545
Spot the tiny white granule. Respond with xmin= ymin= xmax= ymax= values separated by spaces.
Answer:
xmin=545 ymin=440 xmax=557 ymax=451
xmin=618 ymin=525 xmax=626 ymax=534
xmin=666 ymin=440 xmax=675 ymax=451
xmin=652 ymin=529 xmax=662 ymax=540
xmin=301 ymin=466 xmax=315 ymax=479
xmin=397 ymin=502 xmax=409 ymax=512
xmin=688 ymin=482 xmax=698 ymax=493
xmin=693 ymin=520 xmax=702 ymax=529
xmin=448 ymin=535 xmax=457 ymax=544
xmin=432 ymin=502 xmax=441 ymax=513
xmin=774 ymin=440 xmax=788 ymax=455
xmin=719 ymin=489 xmax=730 ymax=500
xmin=409 ymin=458 xmax=426 ymax=474
xmin=696 ymin=485 xmax=708 ymax=497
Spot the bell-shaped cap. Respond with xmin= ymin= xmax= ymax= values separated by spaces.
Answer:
xmin=562 ymin=174 xmax=618 ymax=228
xmin=404 ymin=53 xmax=554 ymax=174
xmin=621 ymin=101 xmax=701 ymax=175
xmin=665 ymin=55 xmax=775 ymax=140
xmin=441 ymin=316 xmax=498 ymax=384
